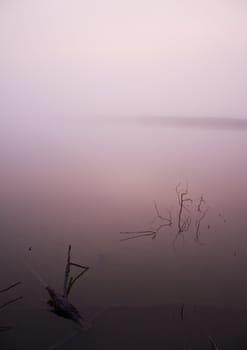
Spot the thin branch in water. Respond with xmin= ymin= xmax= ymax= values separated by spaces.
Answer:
xmin=0 ymin=281 xmax=22 ymax=311
xmin=197 ymin=195 xmax=205 ymax=213
xmin=66 ymin=263 xmax=89 ymax=297
xmin=173 ymin=184 xmax=192 ymax=248
xmin=120 ymin=201 xmax=172 ymax=242
xmin=176 ymin=184 xmax=192 ymax=233
xmin=194 ymin=207 xmax=209 ymax=245
xmin=63 ymin=245 xmax=72 ymax=297
xmin=0 ymin=296 xmax=23 ymax=311
xmin=0 ymin=281 xmax=21 ymax=294
xmin=150 ymin=201 xmax=172 ymax=226
xmin=120 ymin=230 xmax=157 ymax=241
xmin=0 ymin=281 xmax=22 ymax=333
xmin=62 ymin=245 xmax=89 ymax=298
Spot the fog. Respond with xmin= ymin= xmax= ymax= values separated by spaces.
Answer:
xmin=1 ymin=1 xmax=247 ymax=349
xmin=1 ymin=120 xmax=247 ymax=308
xmin=1 ymin=0 xmax=247 ymax=121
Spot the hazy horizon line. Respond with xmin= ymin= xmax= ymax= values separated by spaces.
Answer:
xmin=56 ymin=115 xmax=247 ymax=131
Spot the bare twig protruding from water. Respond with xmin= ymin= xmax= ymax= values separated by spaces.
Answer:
xmin=0 ymin=281 xmax=22 ymax=332
xmin=44 ymin=245 xmax=90 ymax=326
xmin=0 ymin=281 xmax=22 ymax=310
xmin=120 ymin=201 xmax=172 ymax=241
xmin=0 ymin=296 xmax=23 ymax=311
xmin=173 ymin=184 xmax=192 ymax=248
xmin=150 ymin=200 xmax=172 ymax=226
xmin=0 ymin=281 xmax=21 ymax=294
xmin=197 ymin=195 xmax=205 ymax=213
xmin=194 ymin=196 xmax=209 ymax=245
xmin=62 ymin=245 xmax=90 ymax=297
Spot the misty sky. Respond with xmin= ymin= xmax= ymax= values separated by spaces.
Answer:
xmin=0 ymin=0 xmax=247 ymax=122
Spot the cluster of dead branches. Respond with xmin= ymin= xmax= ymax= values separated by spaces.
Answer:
xmin=121 ymin=183 xmax=211 ymax=248
xmin=173 ymin=184 xmax=210 ymax=248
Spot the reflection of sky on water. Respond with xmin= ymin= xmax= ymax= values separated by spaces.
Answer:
xmin=1 ymin=120 xmax=247 ymax=308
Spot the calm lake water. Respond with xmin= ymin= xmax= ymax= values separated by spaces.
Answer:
xmin=1 ymin=119 xmax=247 ymax=349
